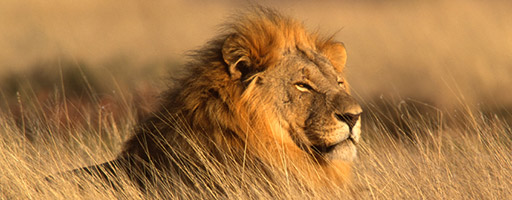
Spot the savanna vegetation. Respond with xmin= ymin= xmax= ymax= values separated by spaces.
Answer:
xmin=1 ymin=0 xmax=511 ymax=199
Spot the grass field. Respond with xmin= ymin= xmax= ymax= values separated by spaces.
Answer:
xmin=1 ymin=0 xmax=512 ymax=199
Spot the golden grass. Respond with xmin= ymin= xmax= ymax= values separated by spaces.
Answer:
xmin=356 ymin=100 xmax=512 ymax=199
xmin=1 ymin=87 xmax=511 ymax=199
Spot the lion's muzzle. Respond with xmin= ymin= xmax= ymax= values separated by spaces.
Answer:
xmin=312 ymin=105 xmax=362 ymax=162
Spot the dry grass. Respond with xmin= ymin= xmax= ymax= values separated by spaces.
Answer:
xmin=2 ymin=87 xmax=511 ymax=199
xmin=356 ymin=101 xmax=512 ymax=199
xmin=1 ymin=0 xmax=512 ymax=199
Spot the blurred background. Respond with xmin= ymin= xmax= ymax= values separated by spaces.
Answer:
xmin=1 ymin=0 xmax=511 ymax=120
xmin=2 ymin=2 xmax=512 ymax=198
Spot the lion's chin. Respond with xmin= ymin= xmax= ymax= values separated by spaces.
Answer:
xmin=321 ymin=139 xmax=357 ymax=162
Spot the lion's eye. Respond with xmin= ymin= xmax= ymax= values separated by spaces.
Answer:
xmin=295 ymin=83 xmax=313 ymax=92
xmin=338 ymin=81 xmax=345 ymax=88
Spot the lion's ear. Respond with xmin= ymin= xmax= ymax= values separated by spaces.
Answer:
xmin=222 ymin=34 xmax=251 ymax=80
xmin=323 ymin=42 xmax=347 ymax=73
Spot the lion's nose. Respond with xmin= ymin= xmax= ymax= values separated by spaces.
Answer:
xmin=335 ymin=112 xmax=361 ymax=130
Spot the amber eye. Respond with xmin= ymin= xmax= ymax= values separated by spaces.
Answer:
xmin=295 ymin=83 xmax=313 ymax=92
xmin=338 ymin=81 xmax=345 ymax=88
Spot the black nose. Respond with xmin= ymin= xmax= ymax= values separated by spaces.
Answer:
xmin=335 ymin=113 xmax=361 ymax=130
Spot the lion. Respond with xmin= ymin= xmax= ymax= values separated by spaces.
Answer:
xmin=64 ymin=7 xmax=362 ymax=194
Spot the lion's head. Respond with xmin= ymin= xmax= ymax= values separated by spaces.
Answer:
xmin=217 ymin=9 xmax=362 ymax=164
xmin=122 ymin=7 xmax=362 ymax=188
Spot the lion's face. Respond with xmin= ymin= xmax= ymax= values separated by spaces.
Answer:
xmin=258 ymin=45 xmax=362 ymax=163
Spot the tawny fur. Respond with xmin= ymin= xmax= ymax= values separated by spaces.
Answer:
xmin=64 ymin=7 xmax=361 ymax=192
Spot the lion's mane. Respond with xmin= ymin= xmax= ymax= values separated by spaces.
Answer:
xmin=119 ymin=7 xmax=352 ymax=188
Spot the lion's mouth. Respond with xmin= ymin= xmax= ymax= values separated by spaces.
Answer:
xmin=311 ymin=137 xmax=352 ymax=153
xmin=310 ymin=138 xmax=356 ymax=161
xmin=312 ymin=142 xmax=341 ymax=154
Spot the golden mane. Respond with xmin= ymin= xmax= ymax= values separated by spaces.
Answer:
xmin=219 ymin=8 xmax=345 ymax=72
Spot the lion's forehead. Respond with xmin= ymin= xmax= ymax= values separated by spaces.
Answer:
xmin=283 ymin=49 xmax=341 ymax=86
xmin=298 ymin=45 xmax=341 ymax=76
